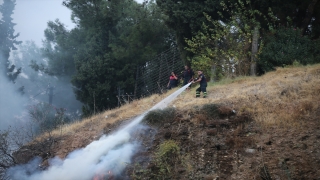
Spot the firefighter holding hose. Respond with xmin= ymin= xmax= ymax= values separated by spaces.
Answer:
xmin=181 ymin=65 xmax=194 ymax=90
xmin=192 ymin=70 xmax=207 ymax=98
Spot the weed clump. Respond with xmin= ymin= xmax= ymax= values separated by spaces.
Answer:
xmin=131 ymin=140 xmax=181 ymax=179
xmin=153 ymin=140 xmax=181 ymax=178
xmin=156 ymin=140 xmax=180 ymax=164
xmin=143 ymin=107 xmax=176 ymax=126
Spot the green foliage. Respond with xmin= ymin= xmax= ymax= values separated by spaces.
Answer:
xmin=258 ymin=27 xmax=320 ymax=73
xmin=156 ymin=140 xmax=180 ymax=162
xmin=143 ymin=107 xmax=176 ymax=126
xmin=250 ymin=0 xmax=320 ymax=37
xmin=153 ymin=140 xmax=181 ymax=179
xmin=186 ymin=0 xmax=272 ymax=77
xmin=157 ymin=0 xmax=228 ymax=61
xmin=187 ymin=52 xmax=212 ymax=81
xmin=55 ymin=0 xmax=174 ymax=115
xmin=131 ymin=140 xmax=181 ymax=180
xmin=39 ymin=19 xmax=78 ymax=76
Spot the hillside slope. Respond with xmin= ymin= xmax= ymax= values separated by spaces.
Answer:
xmin=15 ymin=64 xmax=320 ymax=179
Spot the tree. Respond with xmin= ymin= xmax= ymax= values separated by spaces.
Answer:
xmin=186 ymin=0 xmax=273 ymax=78
xmin=250 ymin=0 xmax=320 ymax=38
xmin=258 ymin=27 xmax=320 ymax=73
xmin=0 ymin=0 xmax=21 ymax=82
xmin=156 ymin=0 xmax=234 ymax=62
xmin=59 ymin=0 xmax=174 ymax=115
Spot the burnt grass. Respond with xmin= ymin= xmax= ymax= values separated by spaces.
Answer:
xmin=124 ymin=104 xmax=320 ymax=180
xmin=124 ymin=104 xmax=254 ymax=180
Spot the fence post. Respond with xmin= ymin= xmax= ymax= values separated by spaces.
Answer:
xmin=134 ymin=65 xmax=139 ymax=98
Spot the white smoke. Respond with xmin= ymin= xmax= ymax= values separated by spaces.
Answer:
xmin=0 ymin=73 xmax=29 ymax=131
xmin=7 ymin=83 xmax=191 ymax=180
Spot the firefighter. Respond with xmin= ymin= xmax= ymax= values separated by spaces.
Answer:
xmin=192 ymin=70 xmax=207 ymax=98
xmin=167 ymin=71 xmax=178 ymax=89
xmin=182 ymin=65 xmax=194 ymax=90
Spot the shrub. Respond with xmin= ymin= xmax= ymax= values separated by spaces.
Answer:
xmin=258 ymin=27 xmax=320 ymax=73
xmin=142 ymin=108 xmax=176 ymax=126
xmin=29 ymin=103 xmax=71 ymax=134
xmin=154 ymin=140 xmax=181 ymax=178
xmin=201 ymin=104 xmax=220 ymax=119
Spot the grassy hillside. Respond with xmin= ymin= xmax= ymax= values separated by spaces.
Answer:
xmin=15 ymin=64 xmax=320 ymax=179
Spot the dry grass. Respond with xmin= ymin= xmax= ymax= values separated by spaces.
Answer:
xmin=35 ymin=90 xmax=175 ymax=140
xmin=36 ymin=64 xmax=320 ymax=141
xmin=173 ymin=64 xmax=320 ymax=128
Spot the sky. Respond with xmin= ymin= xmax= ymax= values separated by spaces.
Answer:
xmin=10 ymin=0 xmax=145 ymax=46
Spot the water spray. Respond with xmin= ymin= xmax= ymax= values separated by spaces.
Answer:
xmin=7 ymin=83 xmax=192 ymax=180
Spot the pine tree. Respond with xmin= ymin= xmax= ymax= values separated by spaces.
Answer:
xmin=0 ymin=0 xmax=21 ymax=82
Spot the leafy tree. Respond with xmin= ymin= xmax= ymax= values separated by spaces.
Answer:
xmin=250 ymin=0 xmax=320 ymax=38
xmin=63 ymin=0 xmax=125 ymax=115
xmin=258 ymin=27 xmax=320 ymax=73
xmin=186 ymin=0 xmax=273 ymax=78
xmin=0 ymin=0 xmax=21 ymax=82
xmin=108 ymin=0 xmax=175 ymax=93
xmin=156 ymin=0 xmax=226 ymax=62
xmin=30 ymin=20 xmax=79 ymax=77
xmin=58 ymin=0 xmax=174 ymax=115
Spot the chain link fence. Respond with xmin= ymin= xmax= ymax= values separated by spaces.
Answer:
xmin=134 ymin=46 xmax=184 ymax=98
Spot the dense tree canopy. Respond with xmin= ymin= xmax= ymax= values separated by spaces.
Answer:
xmin=161 ymin=0 xmax=320 ymax=75
xmin=156 ymin=0 xmax=228 ymax=62
xmin=37 ymin=0 xmax=174 ymax=115
xmin=6 ymin=0 xmax=318 ymax=116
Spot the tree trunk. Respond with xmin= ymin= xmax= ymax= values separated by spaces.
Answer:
xmin=210 ymin=63 xmax=216 ymax=83
xmin=301 ymin=0 xmax=319 ymax=35
xmin=250 ymin=27 xmax=259 ymax=76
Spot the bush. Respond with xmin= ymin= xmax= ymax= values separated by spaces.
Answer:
xmin=29 ymin=103 xmax=71 ymax=134
xmin=142 ymin=108 xmax=176 ymax=126
xmin=156 ymin=140 xmax=180 ymax=164
xmin=201 ymin=104 xmax=220 ymax=119
xmin=153 ymin=140 xmax=181 ymax=178
xmin=258 ymin=27 xmax=320 ymax=73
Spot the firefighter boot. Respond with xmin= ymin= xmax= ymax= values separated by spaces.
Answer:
xmin=196 ymin=91 xmax=200 ymax=98
xmin=203 ymin=92 xmax=207 ymax=98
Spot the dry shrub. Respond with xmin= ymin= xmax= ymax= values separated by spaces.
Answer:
xmin=142 ymin=108 xmax=176 ymax=126
xmin=201 ymin=104 xmax=220 ymax=119
xmin=193 ymin=113 xmax=207 ymax=125
xmin=218 ymin=106 xmax=234 ymax=117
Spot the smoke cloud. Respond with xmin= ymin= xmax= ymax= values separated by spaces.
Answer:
xmin=0 ymin=74 xmax=28 ymax=131
xmin=7 ymin=83 xmax=191 ymax=180
xmin=7 ymin=130 xmax=137 ymax=180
